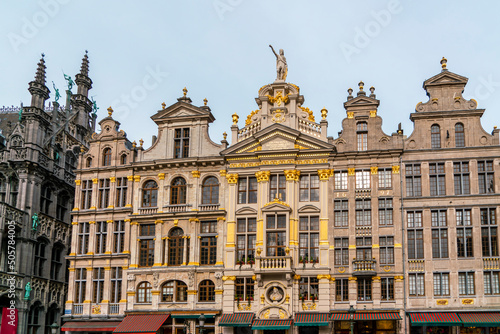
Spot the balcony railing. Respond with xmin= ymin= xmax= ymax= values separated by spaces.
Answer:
xmin=198 ymin=204 xmax=220 ymax=211
xmin=256 ymin=256 xmax=292 ymax=272
xmin=109 ymin=303 xmax=120 ymax=314
xmin=164 ymin=204 xmax=192 ymax=213
xmin=138 ymin=207 xmax=158 ymax=215
xmin=352 ymin=258 xmax=376 ymax=276
xmin=72 ymin=304 xmax=84 ymax=315
xmin=408 ymin=260 xmax=425 ymax=272
xmin=484 ymin=257 xmax=500 ymax=270
xmin=298 ymin=119 xmax=321 ymax=137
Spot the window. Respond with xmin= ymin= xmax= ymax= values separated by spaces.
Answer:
xmin=168 ymin=228 xmax=185 ymax=266
xmin=198 ymin=280 xmax=215 ymax=302
xmin=429 ymin=163 xmax=446 ymax=196
xmin=484 ymin=271 xmax=500 ymax=295
xmin=355 ymin=170 xmax=370 ymax=189
xmin=93 ymin=267 xmax=105 ymax=303
xmin=335 ymin=278 xmax=349 ymax=302
xmin=139 ymin=224 xmax=155 ymax=267
xmin=380 ymin=236 xmax=394 ymax=264
xmin=200 ymin=236 xmax=217 ymax=265
xmin=270 ymin=174 xmax=286 ymax=201
xmin=235 ymin=277 xmax=255 ymax=301
xmin=0 ymin=175 xmax=6 ymax=202
xmin=115 ymin=177 xmax=128 ymax=207
xmin=120 ymin=154 xmax=127 ymax=165
xmin=431 ymin=124 xmax=441 ymax=148
xmin=110 ymin=267 xmax=122 ymax=303
xmin=65 ymin=152 xmax=76 ymax=171
xmin=238 ymin=176 xmax=257 ymax=204
xmin=114 ymin=220 xmax=125 ymax=253
xmin=56 ymin=192 xmax=69 ymax=221
xmin=50 ymin=245 xmax=63 ymax=280
xmin=409 ymin=273 xmax=425 ymax=296
xmin=170 ymin=177 xmax=186 ymax=205
xmin=299 ymin=174 xmax=319 ymax=201
xmin=40 ymin=184 xmax=52 ymax=214
xmin=405 ymin=164 xmax=421 ymax=197
xmin=458 ymin=272 xmax=475 ymax=295
xmin=355 ymin=199 xmax=371 ymax=226
xmin=9 ymin=176 xmax=18 ymax=207
xmin=103 ymin=148 xmax=112 ymax=166
xmin=455 ymin=123 xmax=465 ymax=147
xmin=454 ymin=162 xmax=470 ymax=195
xmin=431 ymin=210 xmax=448 ymax=258
xmin=78 ymin=222 xmax=90 ymax=254
xmin=161 ymin=280 xmax=187 ymax=302
xmin=142 ymin=180 xmax=158 ymax=207
xmin=433 ymin=273 xmax=450 ymax=296
xmin=378 ymin=168 xmax=392 ymax=189
xmin=86 ymin=157 xmax=92 ymax=168
xmin=27 ymin=302 xmax=42 ymax=334
xmin=174 ymin=128 xmax=190 ymax=158
xmin=266 ymin=214 xmax=286 ymax=257
xmin=81 ymin=180 xmax=93 ymax=209
xmin=481 ymin=208 xmax=498 ymax=257
xmin=478 ymin=160 xmax=494 ymax=193
xmin=356 ymin=237 xmax=372 ymax=260
xmin=457 ymin=209 xmax=473 ymax=258
xmin=357 ymin=122 xmax=368 ymax=151
xmin=299 ymin=216 xmax=319 ymax=261
xmin=381 ymin=278 xmax=394 ymax=300
xmin=334 ymin=199 xmax=349 ymax=227
xmin=33 ymin=239 xmax=47 ymax=276
xmin=334 ymin=170 xmax=348 ymax=190
xmin=379 ymin=198 xmax=393 ymax=226
xmin=236 ymin=217 xmax=256 ymax=263
xmin=74 ymin=268 xmax=87 ymax=303
xmin=97 ymin=179 xmax=110 ymax=208
xmin=334 ymin=238 xmax=349 ymax=266
xmin=95 ymin=221 xmax=107 ymax=254
xmin=299 ymin=277 xmax=319 ymax=301
xmin=201 ymin=221 xmax=217 ymax=233
xmin=407 ymin=211 xmax=423 ymax=259
xmin=137 ymin=282 xmax=152 ymax=303
xmin=358 ymin=278 xmax=372 ymax=301
xmin=202 ymin=177 xmax=219 ymax=204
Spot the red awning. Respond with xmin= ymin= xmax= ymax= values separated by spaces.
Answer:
xmin=252 ymin=319 xmax=292 ymax=330
xmin=331 ymin=314 xmax=350 ymax=321
xmin=409 ymin=313 xmax=462 ymax=326
xmin=61 ymin=321 xmax=121 ymax=332
xmin=294 ymin=313 xmax=331 ymax=326
xmin=219 ymin=313 xmax=255 ymax=327
xmin=330 ymin=312 xmax=401 ymax=321
xmin=459 ymin=313 xmax=500 ymax=327
xmin=114 ymin=314 xmax=170 ymax=333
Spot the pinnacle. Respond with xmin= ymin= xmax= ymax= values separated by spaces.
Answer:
xmin=34 ymin=54 xmax=47 ymax=85
xmin=80 ymin=50 xmax=90 ymax=76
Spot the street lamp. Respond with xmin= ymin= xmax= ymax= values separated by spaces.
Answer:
xmin=49 ymin=322 xmax=59 ymax=334
xmin=348 ymin=305 xmax=355 ymax=334
xmin=198 ymin=313 xmax=206 ymax=334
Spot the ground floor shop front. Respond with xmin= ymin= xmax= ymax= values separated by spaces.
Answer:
xmin=409 ymin=312 xmax=500 ymax=334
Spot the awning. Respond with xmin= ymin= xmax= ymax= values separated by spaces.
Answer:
xmin=331 ymin=314 xmax=350 ymax=321
xmin=61 ymin=321 xmax=121 ymax=332
xmin=171 ymin=314 xmax=216 ymax=319
xmin=219 ymin=313 xmax=255 ymax=327
xmin=114 ymin=314 xmax=170 ymax=333
xmin=252 ymin=319 xmax=292 ymax=330
xmin=459 ymin=313 xmax=500 ymax=327
xmin=409 ymin=313 xmax=462 ymax=326
xmin=294 ymin=313 xmax=331 ymax=326
xmin=330 ymin=312 xmax=401 ymax=321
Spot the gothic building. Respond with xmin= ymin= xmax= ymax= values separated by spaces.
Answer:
xmin=0 ymin=54 xmax=95 ymax=333
xmin=61 ymin=57 xmax=500 ymax=334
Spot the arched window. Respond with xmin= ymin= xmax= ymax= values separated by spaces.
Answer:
xmin=65 ymin=152 xmax=76 ymax=171
xmin=171 ymin=177 xmax=187 ymax=205
xmin=9 ymin=176 xmax=18 ymax=207
xmin=202 ymin=176 xmax=219 ymax=204
xmin=86 ymin=157 xmax=92 ymax=168
xmin=137 ymin=282 xmax=152 ymax=303
xmin=431 ymin=124 xmax=441 ymax=148
xmin=50 ymin=244 xmax=63 ymax=281
xmin=142 ymin=180 xmax=158 ymax=207
xmin=161 ymin=280 xmax=187 ymax=302
xmin=455 ymin=123 xmax=465 ymax=147
xmin=40 ymin=184 xmax=53 ymax=215
xmin=0 ymin=174 xmax=6 ymax=202
xmin=56 ymin=191 xmax=70 ymax=221
xmin=168 ymin=228 xmax=185 ymax=266
xmin=102 ymin=148 xmax=112 ymax=166
xmin=45 ymin=305 xmax=59 ymax=334
xmin=357 ymin=122 xmax=368 ymax=151
xmin=27 ymin=302 xmax=42 ymax=334
xmin=198 ymin=280 xmax=215 ymax=302
xmin=34 ymin=238 xmax=48 ymax=277
xmin=120 ymin=154 xmax=127 ymax=165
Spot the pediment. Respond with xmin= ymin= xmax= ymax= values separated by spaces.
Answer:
xmin=343 ymin=95 xmax=380 ymax=108
xmin=261 ymin=200 xmax=292 ymax=212
xmin=151 ymin=102 xmax=214 ymax=123
xmin=424 ymin=71 xmax=468 ymax=87
xmin=235 ymin=207 xmax=258 ymax=215
xmin=297 ymin=205 xmax=320 ymax=213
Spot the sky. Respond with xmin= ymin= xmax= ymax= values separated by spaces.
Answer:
xmin=1 ymin=1 xmax=500 ymax=147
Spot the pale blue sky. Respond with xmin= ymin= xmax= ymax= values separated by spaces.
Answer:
xmin=1 ymin=1 xmax=499 ymax=146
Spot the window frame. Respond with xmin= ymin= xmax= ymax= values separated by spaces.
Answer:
xmin=431 ymin=124 xmax=441 ymax=149
xmin=102 ymin=148 xmax=112 ymax=166
xmin=454 ymin=162 xmax=470 ymax=195
xmin=142 ymin=180 xmax=158 ymax=207
xmin=299 ymin=174 xmax=320 ymax=202
xmin=174 ymin=128 xmax=190 ymax=159
xmin=236 ymin=217 xmax=256 ymax=264
xmin=298 ymin=216 xmax=319 ymax=262
xmin=198 ymin=280 xmax=215 ymax=302
xmin=170 ymin=177 xmax=187 ymax=205
xmin=202 ymin=176 xmax=219 ymax=205
xmin=237 ymin=176 xmax=257 ymax=204
xmin=137 ymin=281 xmax=152 ymax=303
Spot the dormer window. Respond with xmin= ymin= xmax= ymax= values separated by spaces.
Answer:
xmin=174 ymin=128 xmax=190 ymax=158
xmin=120 ymin=154 xmax=127 ymax=165
xmin=357 ymin=122 xmax=368 ymax=151
xmin=455 ymin=123 xmax=465 ymax=147
xmin=103 ymin=148 xmax=112 ymax=166
xmin=431 ymin=124 xmax=441 ymax=149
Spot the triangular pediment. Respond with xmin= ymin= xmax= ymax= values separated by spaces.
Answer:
xmin=424 ymin=71 xmax=468 ymax=87
xmin=343 ymin=95 xmax=380 ymax=108
xmin=151 ymin=102 xmax=214 ymax=124
xmin=261 ymin=200 xmax=292 ymax=212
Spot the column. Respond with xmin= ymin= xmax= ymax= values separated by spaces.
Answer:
xmin=87 ymin=221 xmax=96 ymax=255
xmin=129 ymin=222 xmax=139 ymax=268
xmin=102 ymin=267 xmax=112 ymax=313
xmin=318 ymin=169 xmax=333 ymax=266
xmin=90 ymin=178 xmax=98 ymax=209
xmin=348 ymin=277 xmax=357 ymax=303
xmin=74 ymin=179 xmax=82 ymax=211
xmin=284 ymin=170 xmax=300 ymax=249
xmin=216 ymin=217 xmax=225 ymax=265
xmin=157 ymin=173 xmax=166 ymax=212
xmin=225 ymin=173 xmax=239 ymax=267
xmin=123 ymin=219 xmax=131 ymax=255
xmin=109 ymin=177 xmax=116 ymax=209
xmin=105 ymin=220 xmax=114 ymax=254
xmin=125 ymin=175 xmax=134 ymax=208
xmin=153 ymin=220 xmax=163 ymax=266
xmin=394 ymin=276 xmax=404 ymax=308
xmin=372 ymin=276 xmax=381 ymax=307
xmin=69 ymin=222 xmax=79 ymax=256
xmin=132 ymin=175 xmax=141 ymax=213
xmin=255 ymin=171 xmax=270 ymax=250
xmin=183 ymin=236 xmax=188 ymax=266
xmin=188 ymin=219 xmax=199 ymax=266
xmin=191 ymin=171 xmax=201 ymax=210
xmin=316 ymin=275 xmax=331 ymax=308
xmin=84 ymin=267 xmax=93 ymax=314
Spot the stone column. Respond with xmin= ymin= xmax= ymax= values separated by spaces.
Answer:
xmin=183 ymin=236 xmax=189 ymax=266
xmin=225 ymin=174 xmax=239 ymax=267
xmin=125 ymin=175 xmax=134 ymax=208
xmin=191 ymin=171 xmax=201 ymax=210
xmin=69 ymin=222 xmax=79 ymax=256
xmin=372 ymin=276 xmax=381 ymax=307
xmin=123 ymin=219 xmax=131 ymax=255
xmin=316 ymin=275 xmax=331 ymax=309
xmin=84 ymin=267 xmax=93 ymax=314
xmin=216 ymin=217 xmax=225 ymax=266
xmin=188 ymin=219 xmax=199 ymax=266
xmin=132 ymin=175 xmax=141 ymax=213
xmin=348 ymin=277 xmax=357 ymax=303
xmin=90 ymin=178 xmax=98 ymax=209
xmin=284 ymin=170 xmax=299 ymax=250
xmin=394 ymin=276 xmax=404 ymax=308
xmin=157 ymin=173 xmax=166 ymax=212
xmin=106 ymin=220 xmax=114 ymax=254
xmin=153 ymin=220 xmax=163 ymax=267
xmin=222 ymin=276 xmax=236 ymax=312
xmin=129 ymin=222 xmax=139 ymax=268
xmin=87 ymin=221 xmax=96 ymax=255
xmin=74 ymin=179 xmax=82 ymax=211
xmin=102 ymin=267 xmax=112 ymax=313
xmin=318 ymin=169 xmax=333 ymax=266
xmin=109 ymin=177 xmax=116 ymax=209
xmin=255 ymin=171 xmax=270 ymax=253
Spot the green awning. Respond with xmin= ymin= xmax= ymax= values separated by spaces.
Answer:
xmin=409 ymin=313 xmax=462 ymax=326
xmin=294 ymin=313 xmax=330 ymax=326
xmin=459 ymin=313 xmax=500 ymax=327
xmin=252 ymin=319 xmax=292 ymax=330
xmin=219 ymin=313 xmax=254 ymax=327
xmin=171 ymin=314 xmax=215 ymax=319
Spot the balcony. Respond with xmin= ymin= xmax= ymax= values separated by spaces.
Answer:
xmin=72 ymin=304 xmax=84 ymax=315
xmin=256 ymin=256 xmax=292 ymax=273
xmin=484 ymin=257 xmax=500 ymax=270
xmin=352 ymin=258 xmax=376 ymax=276
xmin=198 ymin=204 xmax=220 ymax=212
xmin=164 ymin=204 xmax=192 ymax=213
xmin=138 ymin=207 xmax=158 ymax=215
xmin=408 ymin=260 xmax=425 ymax=272
xmin=109 ymin=303 xmax=120 ymax=314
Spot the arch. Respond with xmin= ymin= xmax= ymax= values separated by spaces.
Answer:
xmin=142 ymin=180 xmax=158 ymax=207
xmin=50 ymin=243 xmax=64 ymax=281
xmin=168 ymin=227 xmax=185 ymax=266
xmin=431 ymin=124 xmax=441 ymax=148
xmin=136 ymin=281 xmax=152 ymax=303
xmin=45 ymin=303 xmax=60 ymax=333
xmin=455 ymin=122 xmax=465 ymax=147
xmin=27 ymin=301 xmax=44 ymax=334
xmin=202 ymin=176 xmax=219 ymax=204
xmin=170 ymin=177 xmax=186 ymax=205
xmin=86 ymin=156 xmax=92 ymax=168
xmin=198 ymin=279 xmax=215 ymax=302
xmin=102 ymin=147 xmax=112 ymax=166
xmin=160 ymin=280 xmax=187 ymax=302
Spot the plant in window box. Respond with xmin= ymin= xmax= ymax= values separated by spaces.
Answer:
xmin=247 ymin=257 xmax=255 ymax=268
xmin=247 ymin=295 xmax=253 ymax=306
xmin=300 ymin=293 xmax=307 ymax=302
xmin=236 ymin=257 xmax=244 ymax=269
xmin=311 ymin=294 xmax=318 ymax=302
xmin=311 ymin=257 xmax=318 ymax=266
xmin=235 ymin=294 xmax=242 ymax=306
xmin=300 ymin=255 xmax=308 ymax=269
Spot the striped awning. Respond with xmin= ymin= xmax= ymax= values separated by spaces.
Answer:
xmin=219 ymin=313 xmax=255 ymax=327
xmin=113 ymin=314 xmax=170 ymax=333
xmin=294 ymin=313 xmax=331 ymax=326
xmin=330 ymin=313 xmax=401 ymax=321
xmin=252 ymin=319 xmax=292 ymax=330
xmin=459 ymin=313 xmax=500 ymax=327
xmin=409 ymin=313 xmax=462 ymax=326
xmin=61 ymin=321 xmax=121 ymax=332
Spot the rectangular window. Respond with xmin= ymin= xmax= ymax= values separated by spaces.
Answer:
xmin=379 ymin=168 xmax=392 ymax=189
xmin=356 ymin=237 xmax=372 ymax=260
xmin=454 ymin=162 xmax=470 ymax=195
xmin=381 ymin=278 xmax=394 ymax=300
xmin=407 ymin=211 xmax=423 ymax=259
xmin=200 ymin=237 xmax=217 ymax=265
xmin=115 ymin=177 xmax=128 ymax=207
xmin=201 ymin=221 xmax=217 ymax=233
xmin=334 ymin=238 xmax=349 ymax=266
xmin=379 ymin=236 xmax=394 ymax=264
xmin=95 ymin=221 xmax=107 ymax=254
xmin=139 ymin=224 xmax=155 ymax=267
xmin=114 ymin=220 xmax=125 ymax=253
xmin=334 ymin=199 xmax=349 ymax=228
xmin=266 ymin=214 xmax=286 ymax=257
xmin=299 ymin=216 xmax=319 ymax=261
xmin=299 ymin=174 xmax=320 ymax=202
xmin=355 ymin=199 xmax=371 ymax=226
xmin=299 ymin=277 xmax=319 ymax=301
xmin=357 ymin=278 xmax=372 ymax=301
xmin=236 ymin=217 xmax=256 ymax=263
xmin=270 ymin=174 xmax=286 ymax=201
xmin=482 ymin=208 xmax=498 ymax=257
xmin=484 ymin=271 xmax=500 ymax=295
xmin=334 ymin=171 xmax=348 ymax=190
xmin=237 ymin=176 xmax=257 ymax=204
xmin=174 ymin=128 xmax=190 ymax=158
xmin=74 ymin=268 xmax=87 ymax=303
xmin=431 ymin=210 xmax=448 ymax=258
xmin=93 ymin=267 xmax=105 ymax=303
xmin=457 ymin=209 xmax=473 ymax=258
xmin=409 ymin=273 xmax=425 ymax=296
xmin=429 ymin=163 xmax=446 ymax=196
xmin=355 ymin=170 xmax=370 ymax=189
xmin=379 ymin=198 xmax=393 ymax=226
xmin=478 ymin=160 xmax=494 ymax=193
xmin=78 ymin=222 xmax=90 ymax=254
xmin=235 ymin=277 xmax=254 ymax=301
xmin=110 ymin=267 xmax=122 ymax=303
xmin=357 ymin=122 xmax=368 ymax=151
xmin=458 ymin=272 xmax=475 ymax=296
xmin=433 ymin=273 xmax=450 ymax=296
xmin=81 ymin=180 xmax=93 ymax=209
xmin=335 ymin=278 xmax=349 ymax=302
xmin=98 ymin=178 xmax=110 ymax=208
xmin=405 ymin=164 xmax=422 ymax=197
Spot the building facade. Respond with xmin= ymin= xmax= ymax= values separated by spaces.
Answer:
xmin=62 ymin=58 xmax=500 ymax=334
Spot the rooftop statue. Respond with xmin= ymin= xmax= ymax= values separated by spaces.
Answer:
xmin=63 ymin=73 xmax=75 ymax=92
xmin=269 ymin=45 xmax=287 ymax=81
xmin=52 ymin=81 xmax=61 ymax=102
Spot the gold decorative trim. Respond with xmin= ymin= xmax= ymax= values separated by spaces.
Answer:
xmin=264 ymin=198 xmax=290 ymax=207
xmin=394 ymin=276 xmax=404 ymax=281
xmin=462 ymin=299 xmax=474 ymax=305
xmin=110 ymin=177 xmax=116 ymax=183
xmin=75 ymin=180 xmax=81 ymax=185
xmin=317 ymin=274 xmax=331 ymax=280
xmin=348 ymin=277 xmax=357 ymax=281
xmin=158 ymin=173 xmax=165 ymax=180
xmin=127 ymin=175 xmax=134 ymax=181
xmin=191 ymin=171 xmax=200 ymax=178
xmin=392 ymin=165 xmax=400 ymax=174
xmin=372 ymin=276 xmax=381 ymax=281
xmin=371 ymin=166 xmax=378 ymax=175
xmin=92 ymin=178 xmax=98 ymax=184
xmin=284 ymin=170 xmax=300 ymax=182
xmin=436 ymin=299 xmax=448 ymax=305
xmin=226 ymin=173 xmax=239 ymax=184
xmin=134 ymin=175 xmax=141 ymax=182
xmin=222 ymin=276 xmax=236 ymax=281
xmin=348 ymin=168 xmax=355 ymax=176
xmin=347 ymin=111 xmax=354 ymax=119
xmin=370 ymin=110 xmax=377 ymax=117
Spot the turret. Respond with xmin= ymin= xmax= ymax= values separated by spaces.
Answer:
xmin=72 ymin=51 xmax=94 ymax=134
xmin=28 ymin=54 xmax=50 ymax=110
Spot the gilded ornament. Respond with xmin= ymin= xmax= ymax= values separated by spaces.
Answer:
xmin=245 ymin=109 xmax=260 ymax=126
xmin=284 ymin=170 xmax=300 ymax=181
xmin=133 ymin=175 xmax=141 ymax=182
xmin=158 ymin=173 xmax=165 ymax=180
xmin=255 ymin=171 xmax=271 ymax=182
xmin=394 ymin=276 xmax=404 ymax=281
xmin=266 ymin=91 xmax=290 ymax=106
xmin=347 ymin=111 xmax=354 ymax=119
xmin=383 ymin=266 xmax=392 ymax=272
xmin=372 ymin=276 xmax=381 ymax=281
xmin=219 ymin=170 xmax=227 ymax=177
xmin=321 ymin=107 xmax=328 ymax=120
xmin=348 ymin=168 xmax=355 ymax=176
xmin=256 ymin=248 xmax=262 ymax=256
xmin=392 ymin=165 xmax=400 ymax=174
xmin=436 ymin=300 xmax=448 ymax=305
xmin=370 ymin=110 xmax=377 ymax=117
xmin=226 ymin=173 xmax=239 ymax=184
xmin=317 ymin=274 xmax=331 ymax=280
xmin=318 ymin=169 xmax=332 ymax=181
xmin=299 ymin=106 xmax=315 ymax=122
xmin=232 ymin=113 xmax=239 ymax=125
xmin=338 ymin=267 xmax=346 ymax=273
xmin=462 ymin=299 xmax=474 ymax=305
xmin=191 ymin=171 xmax=200 ymax=178
xmin=348 ymin=277 xmax=357 ymax=281
xmin=371 ymin=166 xmax=378 ymax=175
xmin=161 ymin=102 xmax=166 ymax=109
xmin=271 ymin=109 xmax=285 ymax=123
xmin=264 ymin=198 xmax=289 ymax=207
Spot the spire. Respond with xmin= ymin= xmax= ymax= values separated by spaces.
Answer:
xmin=28 ymin=53 xmax=50 ymax=109
xmin=34 ymin=54 xmax=47 ymax=85
xmin=80 ymin=50 xmax=89 ymax=76
xmin=75 ymin=50 xmax=92 ymax=96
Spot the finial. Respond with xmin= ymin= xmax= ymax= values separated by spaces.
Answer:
xmin=232 ymin=113 xmax=239 ymax=125
xmin=34 ymin=54 xmax=47 ymax=84
xmin=41 ymin=53 xmax=45 ymax=58
xmin=358 ymin=81 xmax=364 ymax=90
xmin=132 ymin=141 xmax=137 ymax=148
xmin=223 ymin=132 xmax=227 ymax=140
xmin=440 ymin=57 xmax=447 ymax=71
xmin=369 ymin=86 xmax=376 ymax=98
xmin=80 ymin=51 xmax=90 ymax=76
xmin=139 ymin=139 xmax=144 ymax=147
xmin=85 ymin=49 xmax=88 ymax=54
xmin=347 ymin=88 xmax=353 ymax=100
xmin=321 ymin=107 xmax=328 ymax=120
xmin=203 ymin=98 xmax=208 ymax=106
xmin=183 ymin=87 xmax=188 ymax=97
xmin=107 ymin=106 xmax=113 ymax=117
xmin=161 ymin=102 xmax=166 ymax=110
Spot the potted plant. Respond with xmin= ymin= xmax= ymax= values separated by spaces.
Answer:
xmin=236 ymin=257 xmax=244 ymax=269
xmin=300 ymin=293 xmax=307 ymax=302
xmin=247 ymin=257 xmax=255 ymax=268
xmin=235 ymin=295 xmax=242 ymax=306
xmin=311 ymin=257 xmax=318 ymax=266
xmin=311 ymin=294 xmax=318 ymax=302
xmin=247 ymin=295 xmax=253 ymax=306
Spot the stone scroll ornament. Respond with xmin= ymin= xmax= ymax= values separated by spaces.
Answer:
xmin=269 ymin=45 xmax=287 ymax=81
